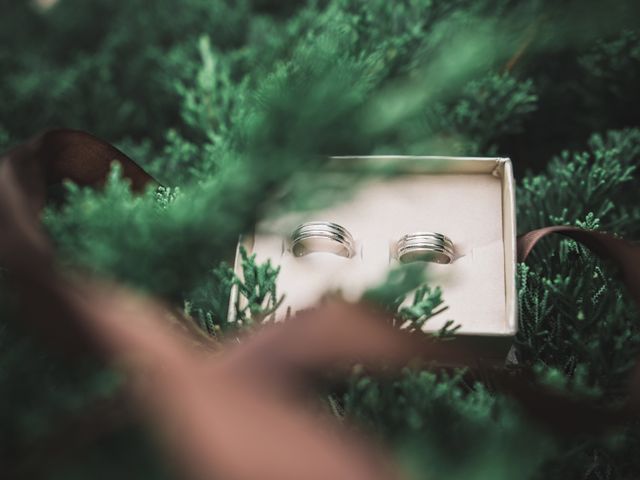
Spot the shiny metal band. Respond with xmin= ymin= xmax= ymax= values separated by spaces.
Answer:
xmin=291 ymin=222 xmax=355 ymax=258
xmin=396 ymin=232 xmax=454 ymax=264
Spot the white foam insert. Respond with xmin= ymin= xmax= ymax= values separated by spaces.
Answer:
xmin=246 ymin=166 xmax=514 ymax=336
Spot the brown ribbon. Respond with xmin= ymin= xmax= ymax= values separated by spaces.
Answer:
xmin=1 ymin=129 xmax=639 ymax=479
xmin=518 ymin=226 xmax=640 ymax=310
xmin=513 ymin=225 xmax=640 ymax=428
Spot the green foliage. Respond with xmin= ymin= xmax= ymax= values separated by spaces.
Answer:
xmin=425 ymin=74 xmax=538 ymax=155
xmin=396 ymin=285 xmax=449 ymax=333
xmin=1 ymin=0 xmax=640 ymax=479
xmin=364 ymin=266 xmax=459 ymax=338
xmin=577 ymin=30 xmax=640 ymax=134
xmin=178 ymin=36 xmax=240 ymax=143
xmin=232 ymin=247 xmax=283 ymax=321
xmin=185 ymin=246 xmax=283 ymax=336
xmin=516 ymin=129 xmax=640 ymax=390
xmin=0 ymin=0 xmax=250 ymax=142
xmin=0 ymin=299 xmax=124 ymax=471
xmin=184 ymin=263 xmax=236 ymax=338
xmin=515 ymin=129 xmax=640 ymax=478
xmin=344 ymin=370 xmax=552 ymax=480
xmin=363 ymin=263 xmax=428 ymax=310
xmin=518 ymin=129 xmax=640 ymax=236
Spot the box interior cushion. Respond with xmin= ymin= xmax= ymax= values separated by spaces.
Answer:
xmin=251 ymin=172 xmax=508 ymax=335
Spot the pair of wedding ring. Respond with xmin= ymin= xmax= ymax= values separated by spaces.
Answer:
xmin=290 ymin=222 xmax=455 ymax=264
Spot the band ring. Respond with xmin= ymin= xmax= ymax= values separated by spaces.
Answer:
xmin=396 ymin=232 xmax=455 ymax=264
xmin=291 ymin=222 xmax=356 ymax=258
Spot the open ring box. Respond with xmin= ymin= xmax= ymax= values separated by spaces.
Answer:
xmin=229 ymin=156 xmax=517 ymax=361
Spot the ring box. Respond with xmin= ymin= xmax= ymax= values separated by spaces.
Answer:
xmin=229 ymin=156 xmax=517 ymax=359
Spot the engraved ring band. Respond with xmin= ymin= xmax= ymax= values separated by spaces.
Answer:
xmin=396 ymin=232 xmax=454 ymax=264
xmin=291 ymin=222 xmax=356 ymax=258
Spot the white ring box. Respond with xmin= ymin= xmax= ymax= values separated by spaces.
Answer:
xmin=229 ymin=156 xmax=517 ymax=359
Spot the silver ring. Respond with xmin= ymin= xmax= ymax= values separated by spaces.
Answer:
xmin=291 ymin=222 xmax=355 ymax=258
xmin=396 ymin=232 xmax=454 ymax=264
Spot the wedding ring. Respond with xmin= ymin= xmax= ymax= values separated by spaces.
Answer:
xmin=290 ymin=222 xmax=355 ymax=258
xmin=396 ymin=232 xmax=454 ymax=264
